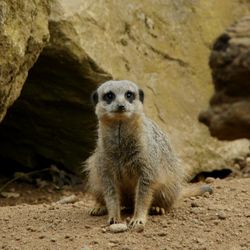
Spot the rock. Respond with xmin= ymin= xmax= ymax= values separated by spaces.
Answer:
xmin=0 ymin=0 xmax=249 ymax=176
xmin=205 ymin=177 xmax=215 ymax=184
xmin=56 ymin=195 xmax=78 ymax=204
xmin=108 ymin=223 xmax=128 ymax=233
xmin=158 ymin=232 xmax=167 ymax=237
xmin=217 ymin=212 xmax=227 ymax=220
xmin=246 ymin=157 xmax=250 ymax=167
xmin=0 ymin=192 xmax=20 ymax=198
xmin=199 ymin=15 xmax=250 ymax=140
xmin=191 ymin=201 xmax=199 ymax=208
xmin=0 ymin=0 xmax=50 ymax=122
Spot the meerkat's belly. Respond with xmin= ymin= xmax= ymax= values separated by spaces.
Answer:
xmin=118 ymin=172 xmax=138 ymax=207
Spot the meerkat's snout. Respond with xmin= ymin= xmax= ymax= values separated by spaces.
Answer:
xmin=116 ymin=104 xmax=126 ymax=113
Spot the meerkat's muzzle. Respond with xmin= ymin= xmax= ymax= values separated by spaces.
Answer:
xmin=115 ymin=104 xmax=126 ymax=113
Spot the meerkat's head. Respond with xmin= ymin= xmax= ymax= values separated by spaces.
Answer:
xmin=91 ymin=80 xmax=144 ymax=121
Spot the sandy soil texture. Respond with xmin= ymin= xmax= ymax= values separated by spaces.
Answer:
xmin=0 ymin=177 xmax=250 ymax=250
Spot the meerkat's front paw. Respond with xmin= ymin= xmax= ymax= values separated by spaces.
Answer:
xmin=128 ymin=217 xmax=146 ymax=231
xmin=89 ymin=206 xmax=107 ymax=216
xmin=149 ymin=206 xmax=166 ymax=215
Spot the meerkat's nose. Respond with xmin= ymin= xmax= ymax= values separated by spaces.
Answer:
xmin=117 ymin=104 xmax=126 ymax=112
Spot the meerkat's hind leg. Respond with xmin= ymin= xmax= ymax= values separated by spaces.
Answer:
xmin=88 ymin=194 xmax=107 ymax=216
xmin=150 ymin=184 xmax=180 ymax=215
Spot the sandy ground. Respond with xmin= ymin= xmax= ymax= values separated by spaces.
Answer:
xmin=0 ymin=177 xmax=250 ymax=250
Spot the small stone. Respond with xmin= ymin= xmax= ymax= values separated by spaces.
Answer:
xmin=195 ymin=238 xmax=204 ymax=244
xmin=214 ymin=221 xmax=219 ymax=225
xmin=190 ymin=209 xmax=199 ymax=215
xmin=56 ymin=195 xmax=78 ymax=204
xmin=0 ymin=192 xmax=20 ymax=198
xmin=134 ymin=224 xmax=144 ymax=233
xmin=191 ymin=201 xmax=199 ymax=207
xmin=234 ymin=163 xmax=241 ymax=170
xmin=121 ymin=247 xmax=132 ymax=250
xmin=109 ymin=223 xmax=128 ymax=233
xmin=108 ymin=242 xmax=117 ymax=247
xmin=39 ymin=235 xmax=45 ymax=239
xmin=217 ymin=212 xmax=226 ymax=220
xmin=26 ymin=226 xmax=36 ymax=232
xmin=120 ymin=38 xmax=128 ymax=46
xmin=205 ymin=177 xmax=215 ymax=183
xmin=50 ymin=238 xmax=56 ymax=242
xmin=246 ymin=157 xmax=250 ymax=166
xmin=158 ymin=232 xmax=167 ymax=237
xmin=80 ymin=246 xmax=90 ymax=250
xmin=203 ymin=192 xmax=210 ymax=198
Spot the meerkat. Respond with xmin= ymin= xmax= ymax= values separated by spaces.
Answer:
xmin=84 ymin=80 xmax=212 ymax=229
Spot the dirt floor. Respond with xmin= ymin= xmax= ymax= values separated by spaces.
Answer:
xmin=0 ymin=175 xmax=250 ymax=250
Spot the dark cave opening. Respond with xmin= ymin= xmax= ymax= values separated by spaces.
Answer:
xmin=0 ymin=47 xmax=111 ymax=177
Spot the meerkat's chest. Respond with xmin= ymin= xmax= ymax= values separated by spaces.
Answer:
xmin=106 ymin=134 xmax=141 ymax=165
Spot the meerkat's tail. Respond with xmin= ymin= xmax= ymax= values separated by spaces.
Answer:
xmin=179 ymin=184 xmax=213 ymax=199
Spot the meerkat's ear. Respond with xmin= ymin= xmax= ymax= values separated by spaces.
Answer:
xmin=91 ymin=91 xmax=98 ymax=105
xmin=139 ymin=89 xmax=144 ymax=103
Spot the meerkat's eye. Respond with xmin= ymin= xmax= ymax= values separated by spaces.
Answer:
xmin=103 ymin=91 xmax=115 ymax=104
xmin=125 ymin=91 xmax=135 ymax=103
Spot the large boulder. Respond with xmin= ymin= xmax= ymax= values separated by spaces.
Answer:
xmin=0 ymin=2 xmax=111 ymax=172
xmin=0 ymin=0 xmax=50 ymax=122
xmin=199 ymin=16 xmax=250 ymax=140
xmin=0 ymin=0 xmax=250 ymax=176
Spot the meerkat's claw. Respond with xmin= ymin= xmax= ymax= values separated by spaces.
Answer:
xmin=108 ymin=216 xmax=121 ymax=225
xmin=128 ymin=217 xmax=146 ymax=229
xmin=149 ymin=206 xmax=166 ymax=215
xmin=89 ymin=206 xmax=107 ymax=216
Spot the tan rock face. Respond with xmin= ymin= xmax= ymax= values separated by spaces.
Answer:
xmin=199 ymin=16 xmax=250 ymax=140
xmin=0 ymin=0 xmax=50 ymax=122
xmin=48 ymin=0 xmax=250 ymax=176
xmin=0 ymin=0 xmax=250 ymax=175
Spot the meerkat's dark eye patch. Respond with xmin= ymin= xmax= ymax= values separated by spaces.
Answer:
xmin=125 ymin=91 xmax=135 ymax=103
xmin=103 ymin=91 xmax=115 ymax=104
xmin=91 ymin=91 xmax=98 ymax=105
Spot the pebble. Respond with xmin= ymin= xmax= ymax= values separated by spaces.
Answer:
xmin=108 ymin=223 xmax=128 ymax=233
xmin=203 ymin=192 xmax=210 ymax=198
xmin=1 ymin=192 xmax=20 ymax=198
xmin=214 ymin=221 xmax=219 ymax=225
xmin=205 ymin=177 xmax=215 ymax=183
xmin=246 ymin=157 xmax=250 ymax=166
xmin=217 ymin=212 xmax=226 ymax=220
xmin=134 ymin=224 xmax=144 ymax=233
xmin=191 ymin=201 xmax=199 ymax=207
xmin=56 ymin=195 xmax=78 ymax=204
xmin=158 ymin=232 xmax=167 ymax=237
